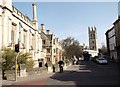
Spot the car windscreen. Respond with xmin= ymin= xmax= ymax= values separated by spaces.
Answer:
xmin=99 ymin=58 xmax=106 ymax=60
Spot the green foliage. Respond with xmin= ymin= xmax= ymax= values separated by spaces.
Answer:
xmin=2 ymin=48 xmax=17 ymax=71
xmin=99 ymin=45 xmax=108 ymax=56
xmin=26 ymin=59 xmax=35 ymax=70
xmin=17 ymin=52 xmax=32 ymax=64
xmin=2 ymin=48 xmax=34 ymax=71
xmin=18 ymin=52 xmax=34 ymax=70
xmin=61 ymin=37 xmax=83 ymax=60
xmin=64 ymin=58 xmax=70 ymax=63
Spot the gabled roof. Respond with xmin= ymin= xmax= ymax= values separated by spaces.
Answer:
xmin=41 ymin=32 xmax=49 ymax=40
xmin=113 ymin=18 xmax=120 ymax=25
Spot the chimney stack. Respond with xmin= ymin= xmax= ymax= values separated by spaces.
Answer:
xmin=41 ymin=24 xmax=45 ymax=32
xmin=46 ymin=30 xmax=50 ymax=35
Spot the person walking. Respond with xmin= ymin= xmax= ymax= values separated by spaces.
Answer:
xmin=58 ymin=60 xmax=64 ymax=73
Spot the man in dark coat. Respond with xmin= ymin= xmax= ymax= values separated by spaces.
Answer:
xmin=58 ymin=60 xmax=64 ymax=73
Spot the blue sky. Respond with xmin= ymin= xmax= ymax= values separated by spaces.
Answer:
xmin=12 ymin=1 xmax=118 ymax=48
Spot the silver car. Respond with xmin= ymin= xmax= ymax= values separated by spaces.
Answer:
xmin=96 ymin=57 xmax=108 ymax=64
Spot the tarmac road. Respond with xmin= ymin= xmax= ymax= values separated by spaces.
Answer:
xmin=2 ymin=60 xmax=120 ymax=87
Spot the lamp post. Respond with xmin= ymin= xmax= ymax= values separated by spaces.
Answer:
xmin=15 ymin=53 xmax=19 ymax=82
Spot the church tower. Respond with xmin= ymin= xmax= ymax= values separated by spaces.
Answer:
xmin=88 ymin=26 xmax=98 ymax=51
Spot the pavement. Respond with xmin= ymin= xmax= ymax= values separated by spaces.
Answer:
xmin=1 ymin=63 xmax=74 ymax=86
xmin=2 ymin=71 xmax=54 ymax=86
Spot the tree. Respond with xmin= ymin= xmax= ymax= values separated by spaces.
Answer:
xmin=2 ymin=48 xmax=17 ymax=79
xmin=2 ymin=48 xmax=16 ymax=70
xmin=18 ymin=52 xmax=35 ymax=70
xmin=17 ymin=52 xmax=34 ymax=71
xmin=2 ymin=48 xmax=34 ymax=79
xmin=99 ymin=45 xmax=108 ymax=56
xmin=61 ymin=37 xmax=83 ymax=60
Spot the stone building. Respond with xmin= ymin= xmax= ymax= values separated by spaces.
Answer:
xmin=40 ymin=24 xmax=63 ymax=65
xmin=88 ymin=26 xmax=98 ymax=51
xmin=85 ymin=26 xmax=98 ymax=57
xmin=105 ymin=1 xmax=120 ymax=62
xmin=105 ymin=16 xmax=120 ymax=62
xmin=0 ymin=0 xmax=2 ymax=51
xmin=0 ymin=0 xmax=42 ymax=68
xmin=105 ymin=26 xmax=117 ymax=60
xmin=113 ymin=18 xmax=120 ymax=62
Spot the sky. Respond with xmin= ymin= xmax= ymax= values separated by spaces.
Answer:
xmin=12 ymin=1 xmax=118 ymax=48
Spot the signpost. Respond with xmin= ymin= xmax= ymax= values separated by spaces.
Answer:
xmin=15 ymin=43 xmax=20 ymax=81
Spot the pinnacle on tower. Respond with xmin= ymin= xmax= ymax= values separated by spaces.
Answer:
xmin=88 ymin=26 xmax=91 ymax=33
xmin=94 ymin=26 xmax=96 ymax=31
xmin=91 ymin=27 xmax=94 ymax=31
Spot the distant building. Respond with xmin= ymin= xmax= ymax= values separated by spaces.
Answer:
xmin=83 ymin=49 xmax=98 ymax=57
xmin=88 ymin=26 xmax=98 ymax=51
xmin=86 ymin=26 xmax=98 ymax=57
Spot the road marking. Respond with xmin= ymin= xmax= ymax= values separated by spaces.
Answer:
xmin=77 ymin=70 xmax=92 ymax=72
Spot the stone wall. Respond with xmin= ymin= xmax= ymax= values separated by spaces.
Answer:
xmin=26 ymin=67 xmax=48 ymax=76
xmin=4 ymin=62 xmax=72 ymax=80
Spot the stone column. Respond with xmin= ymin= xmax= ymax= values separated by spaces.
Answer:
xmin=2 ymin=11 xmax=8 ymax=47
xmin=8 ymin=17 xmax=12 ymax=44
xmin=26 ymin=31 xmax=29 ymax=52
xmin=15 ymin=24 xmax=19 ymax=44
xmin=0 ymin=9 xmax=2 ymax=85
xmin=0 ymin=7 xmax=2 ymax=50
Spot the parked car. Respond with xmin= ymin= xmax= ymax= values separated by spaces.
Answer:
xmin=91 ymin=56 xmax=99 ymax=63
xmin=103 ymin=56 xmax=113 ymax=63
xmin=96 ymin=57 xmax=108 ymax=64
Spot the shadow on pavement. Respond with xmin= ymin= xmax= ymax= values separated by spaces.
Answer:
xmin=49 ymin=60 xmax=119 ymax=87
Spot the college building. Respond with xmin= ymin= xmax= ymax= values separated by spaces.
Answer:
xmin=0 ymin=0 xmax=63 ymax=67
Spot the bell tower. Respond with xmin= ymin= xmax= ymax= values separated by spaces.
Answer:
xmin=88 ymin=26 xmax=98 ymax=51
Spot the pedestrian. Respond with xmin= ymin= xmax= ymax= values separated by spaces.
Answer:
xmin=73 ymin=56 xmax=78 ymax=65
xmin=53 ymin=65 xmax=55 ymax=72
xmin=58 ymin=60 xmax=64 ymax=73
xmin=45 ymin=62 xmax=48 ymax=68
